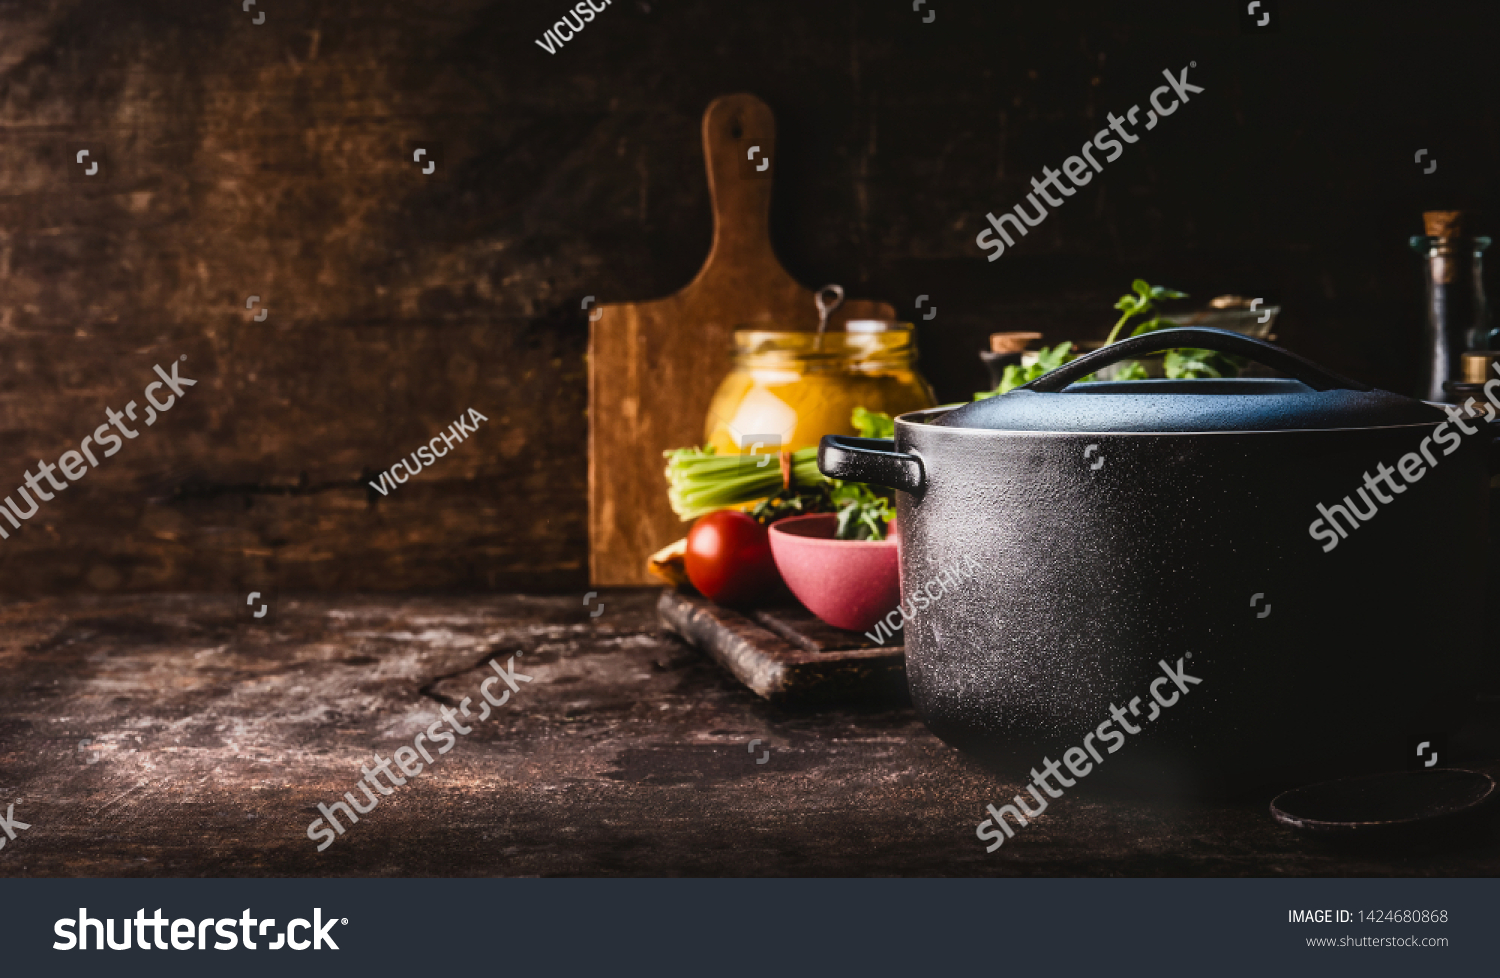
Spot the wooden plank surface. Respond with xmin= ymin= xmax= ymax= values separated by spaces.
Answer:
xmin=2 ymin=589 xmax=1500 ymax=876
xmin=588 ymin=94 xmax=894 ymax=587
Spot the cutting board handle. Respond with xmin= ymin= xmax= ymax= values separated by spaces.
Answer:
xmin=698 ymin=94 xmax=786 ymax=285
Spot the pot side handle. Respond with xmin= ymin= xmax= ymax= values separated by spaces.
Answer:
xmin=818 ymin=435 xmax=925 ymax=497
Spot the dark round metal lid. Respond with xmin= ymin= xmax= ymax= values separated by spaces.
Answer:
xmin=1270 ymin=770 xmax=1496 ymax=835
xmin=938 ymin=328 xmax=1447 ymax=434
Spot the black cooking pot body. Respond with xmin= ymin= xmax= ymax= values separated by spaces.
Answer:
xmin=820 ymin=329 xmax=1493 ymax=791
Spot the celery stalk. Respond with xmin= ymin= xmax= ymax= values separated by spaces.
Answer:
xmin=663 ymin=446 xmax=823 ymax=521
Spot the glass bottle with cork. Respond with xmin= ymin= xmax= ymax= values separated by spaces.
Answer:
xmin=1411 ymin=210 xmax=1492 ymax=403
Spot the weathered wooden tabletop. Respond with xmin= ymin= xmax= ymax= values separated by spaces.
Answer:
xmin=1 ymin=589 xmax=1496 ymax=877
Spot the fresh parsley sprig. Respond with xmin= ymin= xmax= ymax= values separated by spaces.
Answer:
xmin=976 ymin=341 xmax=1075 ymax=399
xmin=1103 ymin=279 xmax=1244 ymax=378
xmin=1105 ymin=278 xmax=1187 ymax=345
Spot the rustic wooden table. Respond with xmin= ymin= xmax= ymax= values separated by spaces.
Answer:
xmin=1 ymin=589 xmax=1496 ymax=877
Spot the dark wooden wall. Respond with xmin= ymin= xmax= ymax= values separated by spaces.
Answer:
xmin=0 ymin=0 xmax=1495 ymax=594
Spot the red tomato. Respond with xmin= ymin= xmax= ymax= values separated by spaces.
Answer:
xmin=684 ymin=510 xmax=780 ymax=605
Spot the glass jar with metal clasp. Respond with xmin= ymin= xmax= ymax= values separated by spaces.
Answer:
xmin=704 ymin=320 xmax=937 ymax=459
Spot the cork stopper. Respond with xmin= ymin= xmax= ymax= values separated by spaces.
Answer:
xmin=1423 ymin=211 xmax=1465 ymax=239
xmin=989 ymin=331 xmax=1043 ymax=353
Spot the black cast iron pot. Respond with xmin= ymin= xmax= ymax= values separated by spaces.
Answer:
xmin=820 ymin=327 xmax=1495 ymax=792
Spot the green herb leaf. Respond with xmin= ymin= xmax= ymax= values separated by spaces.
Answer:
xmin=1105 ymin=279 xmax=1188 ymax=346
xmin=749 ymin=483 xmax=835 ymax=524
xmin=1035 ymin=341 xmax=1074 ymax=371
xmin=978 ymin=341 xmax=1076 ymax=398
xmin=851 ymin=407 xmax=895 ymax=440
xmin=829 ymin=480 xmax=894 ymax=540
xmin=1163 ymin=348 xmax=1245 ymax=379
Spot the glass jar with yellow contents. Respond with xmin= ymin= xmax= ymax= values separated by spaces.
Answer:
xmin=704 ymin=322 xmax=937 ymax=457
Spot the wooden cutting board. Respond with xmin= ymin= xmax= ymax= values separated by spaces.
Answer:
xmin=656 ymin=589 xmax=908 ymax=706
xmin=588 ymin=93 xmax=894 ymax=585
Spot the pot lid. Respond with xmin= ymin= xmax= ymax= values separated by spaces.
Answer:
xmin=937 ymin=327 xmax=1447 ymax=433
xmin=1269 ymin=769 xmax=1496 ymax=836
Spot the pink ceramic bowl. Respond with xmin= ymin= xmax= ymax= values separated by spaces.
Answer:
xmin=767 ymin=513 xmax=900 ymax=633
